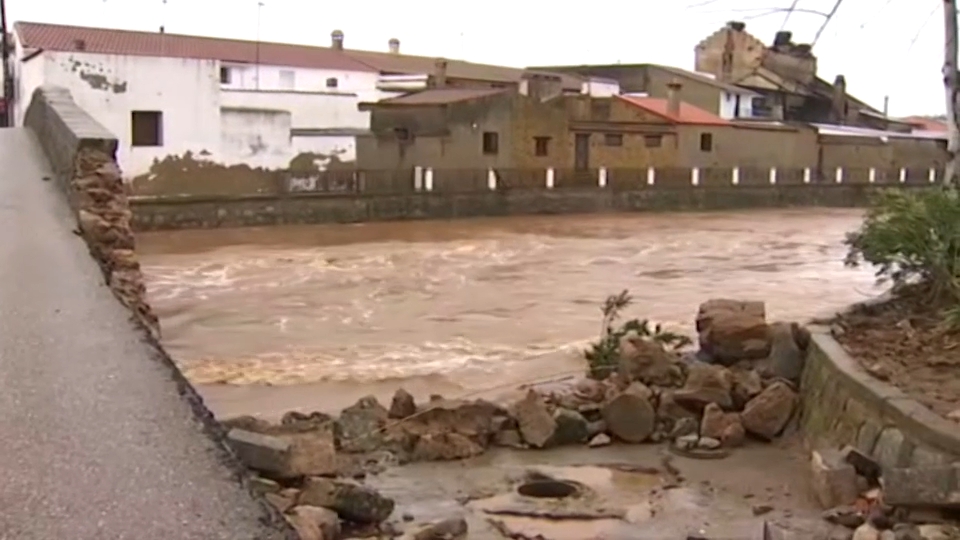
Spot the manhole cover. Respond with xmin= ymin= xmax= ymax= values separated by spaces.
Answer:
xmin=516 ymin=480 xmax=580 ymax=499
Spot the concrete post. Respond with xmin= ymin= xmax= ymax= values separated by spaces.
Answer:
xmin=929 ymin=167 xmax=937 ymax=183
xmin=691 ymin=167 xmax=700 ymax=186
xmin=598 ymin=167 xmax=608 ymax=188
xmin=769 ymin=167 xmax=777 ymax=185
xmin=868 ymin=168 xmax=876 ymax=183
xmin=731 ymin=167 xmax=740 ymax=185
xmin=899 ymin=168 xmax=907 ymax=183
xmin=835 ymin=167 xmax=843 ymax=184
xmin=803 ymin=168 xmax=811 ymax=184
xmin=487 ymin=169 xmax=497 ymax=190
xmin=646 ymin=167 xmax=656 ymax=186
xmin=414 ymin=166 xmax=424 ymax=191
xmin=546 ymin=168 xmax=555 ymax=189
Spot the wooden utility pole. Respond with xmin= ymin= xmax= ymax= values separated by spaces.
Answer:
xmin=944 ymin=0 xmax=959 ymax=186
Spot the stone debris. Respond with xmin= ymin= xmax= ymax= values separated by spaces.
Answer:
xmin=513 ymin=389 xmax=556 ymax=448
xmin=389 ymin=388 xmax=417 ymax=419
xmin=741 ymin=381 xmax=798 ymax=440
xmin=286 ymin=505 xmax=340 ymax=540
xmin=601 ymin=382 xmax=656 ymax=443
xmin=409 ymin=516 xmax=468 ymax=540
xmin=298 ymin=477 xmax=395 ymax=524
xmin=811 ymin=449 xmax=861 ymax=509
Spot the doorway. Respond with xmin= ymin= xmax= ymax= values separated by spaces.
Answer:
xmin=574 ymin=133 xmax=590 ymax=171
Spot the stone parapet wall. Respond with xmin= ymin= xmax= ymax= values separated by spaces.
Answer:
xmin=24 ymin=86 xmax=158 ymax=335
xmin=800 ymin=327 xmax=960 ymax=468
xmin=130 ymin=184 xmax=927 ymax=231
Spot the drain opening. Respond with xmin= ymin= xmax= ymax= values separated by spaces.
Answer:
xmin=517 ymin=480 xmax=579 ymax=499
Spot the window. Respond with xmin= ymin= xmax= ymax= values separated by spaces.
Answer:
xmin=699 ymin=132 xmax=713 ymax=152
xmin=279 ymin=70 xmax=295 ymax=90
xmin=482 ymin=132 xmax=499 ymax=155
xmin=219 ymin=66 xmax=232 ymax=84
xmin=534 ymin=136 xmax=550 ymax=156
xmin=325 ymin=77 xmax=339 ymax=89
xmin=604 ymin=133 xmax=623 ymax=147
xmin=644 ymin=135 xmax=662 ymax=148
xmin=131 ymin=111 xmax=163 ymax=147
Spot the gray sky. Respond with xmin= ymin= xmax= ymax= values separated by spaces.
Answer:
xmin=8 ymin=0 xmax=945 ymax=117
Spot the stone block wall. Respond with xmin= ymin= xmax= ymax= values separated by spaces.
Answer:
xmin=24 ymin=86 xmax=159 ymax=336
xmin=800 ymin=328 xmax=960 ymax=468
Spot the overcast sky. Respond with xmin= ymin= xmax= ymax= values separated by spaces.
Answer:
xmin=7 ymin=0 xmax=945 ymax=117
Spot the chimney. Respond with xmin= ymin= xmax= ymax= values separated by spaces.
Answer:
xmin=773 ymin=30 xmax=792 ymax=48
xmin=159 ymin=26 xmax=165 ymax=34
xmin=433 ymin=58 xmax=448 ymax=88
xmin=832 ymin=74 xmax=848 ymax=124
xmin=74 ymin=38 xmax=86 ymax=51
xmin=666 ymin=79 xmax=682 ymax=116
xmin=727 ymin=21 xmax=746 ymax=32
xmin=388 ymin=38 xmax=400 ymax=54
xmin=331 ymin=30 xmax=344 ymax=51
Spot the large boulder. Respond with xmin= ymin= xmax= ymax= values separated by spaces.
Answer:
xmin=298 ymin=477 xmax=395 ymax=524
xmin=411 ymin=432 xmax=485 ymax=461
xmin=337 ymin=396 xmax=389 ymax=453
xmin=673 ymin=363 xmax=734 ymax=411
xmin=601 ymin=383 xmax=656 ymax=443
xmin=767 ymin=322 xmax=806 ymax=384
xmin=741 ymin=381 xmax=798 ymax=440
xmin=699 ymin=403 xmax=746 ymax=447
xmin=513 ymin=390 xmax=557 ymax=448
xmin=696 ymin=299 xmax=771 ymax=365
xmin=385 ymin=397 xmax=504 ymax=460
xmin=617 ymin=334 xmax=685 ymax=387
xmin=549 ymin=408 xmax=590 ymax=446
xmin=286 ymin=505 xmax=340 ymax=540
xmin=388 ymin=388 xmax=417 ymax=419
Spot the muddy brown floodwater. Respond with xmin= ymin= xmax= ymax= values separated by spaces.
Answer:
xmin=137 ymin=209 xmax=878 ymax=418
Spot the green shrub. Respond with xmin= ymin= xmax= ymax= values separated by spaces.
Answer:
xmin=844 ymin=187 xmax=960 ymax=309
xmin=583 ymin=290 xmax=691 ymax=380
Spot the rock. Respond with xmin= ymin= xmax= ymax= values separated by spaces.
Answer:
xmin=280 ymin=411 xmax=334 ymax=432
xmin=696 ymin=299 xmax=766 ymax=332
xmin=741 ymin=381 xmax=797 ymax=440
xmin=810 ymin=449 xmax=860 ymax=509
xmin=730 ymin=367 xmax=764 ymax=409
xmin=266 ymin=492 xmax=296 ymax=514
xmin=338 ymin=396 xmax=389 ymax=453
xmin=617 ymin=334 xmax=685 ymax=387
xmin=389 ymin=388 xmax=417 ymax=419
xmin=221 ymin=415 xmax=275 ymax=433
xmin=494 ymin=429 xmax=524 ymax=448
xmin=284 ymin=428 xmax=339 ymax=478
xmin=226 ymin=428 xmax=293 ymax=478
xmin=588 ymin=433 xmax=611 ymax=447
xmin=673 ymin=363 xmax=734 ymax=411
xmin=891 ymin=524 xmax=922 ymax=540
xmin=601 ymin=383 xmax=656 ymax=443
xmin=882 ymin=465 xmax=960 ymax=509
xmin=288 ymin=506 xmax=341 ymax=540
xmin=412 ymin=516 xmax=468 ymax=540
xmin=917 ymin=524 xmax=957 ymax=540
xmin=656 ymin=390 xmax=698 ymax=425
xmin=767 ymin=322 xmax=806 ymax=384
xmin=880 ymin=532 xmax=896 ymax=540
xmin=853 ymin=523 xmax=881 ymax=540
xmin=753 ymin=504 xmax=774 ymax=516
xmin=840 ymin=446 xmax=882 ymax=482
xmin=411 ymin=432 xmax=485 ymax=461
xmin=550 ymin=408 xmax=589 ymax=446
xmin=698 ymin=437 xmax=721 ymax=450
xmin=573 ymin=378 xmax=609 ymax=403
xmin=822 ymin=506 xmax=866 ymax=529
xmin=298 ymin=477 xmax=395 ymax=524
xmin=586 ymin=420 xmax=606 ymax=438
xmin=947 ymin=409 xmax=960 ymax=422
xmin=513 ymin=390 xmax=556 ymax=448
xmin=696 ymin=299 xmax=770 ymax=365
xmin=250 ymin=476 xmax=281 ymax=495
xmin=700 ymin=403 xmax=746 ymax=448
xmin=668 ymin=417 xmax=699 ymax=439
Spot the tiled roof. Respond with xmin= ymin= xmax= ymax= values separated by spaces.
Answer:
xmin=618 ymin=95 xmax=729 ymax=126
xmin=376 ymin=88 xmax=508 ymax=105
xmin=900 ymin=116 xmax=948 ymax=132
xmin=345 ymin=49 xmax=583 ymax=90
xmin=14 ymin=21 xmax=377 ymax=72
xmin=645 ymin=64 xmax=757 ymax=95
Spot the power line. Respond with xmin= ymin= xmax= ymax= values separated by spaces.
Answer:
xmin=780 ymin=0 xmax=802 ymax=30
xmin=811 ymin=0 xmax=845 ymax=46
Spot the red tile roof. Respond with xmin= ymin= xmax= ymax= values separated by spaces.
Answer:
xmin=617 ymin=95 xmax=729 ymax=126
xmin=14 ymin=21 xmax=377 ymax=72
xmin=901 ymin=116 xmax=948 ymax=132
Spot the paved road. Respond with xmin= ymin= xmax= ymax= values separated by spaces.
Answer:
xmin=0 ymin=128 xmax=293 ymax=539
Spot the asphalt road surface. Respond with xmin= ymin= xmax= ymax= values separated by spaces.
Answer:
xmin=0 ymin=128 xmax=293 ymax=539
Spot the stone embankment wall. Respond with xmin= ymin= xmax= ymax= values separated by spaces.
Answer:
xmin=800 ymin=326 xmax=960 ymax=468
xmin=130 ymin=183 xmax=925 ymax=232
xmin=24 ymin=86 xmax=158 ymax=336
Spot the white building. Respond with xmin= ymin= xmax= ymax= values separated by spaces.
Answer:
xmin=11 ymin=21 xmax=391 ymax=182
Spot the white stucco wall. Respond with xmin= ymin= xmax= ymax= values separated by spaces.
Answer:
xmin=221 ymin=63 xmax=381 ymax=103
xmin=220 ymin=89 xmax=368 ymax=130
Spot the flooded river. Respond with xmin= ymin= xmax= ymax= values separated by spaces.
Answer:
xmin=138 ymin=209 xmax=878 ymax=417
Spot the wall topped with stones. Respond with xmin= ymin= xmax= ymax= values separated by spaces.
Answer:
xmin=24 ymin=86 xmax=158 ymax=335
xmin=800 ymin=327 xmax=960 ymax=468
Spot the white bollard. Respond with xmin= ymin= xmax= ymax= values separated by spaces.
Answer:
xmin=803 ymin=168 xmax=811 ymax=184
xmin=769 ymin=167 xmax=777 ymax=185
xmin=731 ymin=167 xmax=740 ymax=185
xmin=487 ymin=169 xmax=497 ymax=190
xmin=546 ymin=168 xmax=555 ymax=189
xmin=646 ymin=167 xmax=656 ymax=186
xmin=598 ymin=167 xmax=608 ymax=188
xmin=835 ymin=167 xmax=843 ymax=184
xmin=691 ymin=167 xmax=700 ymax=186
xmin=868 ymin=168 xmax=876 ymax=184
xmin=414 ymin=166 xmax=424 ymax=191
xmin=929 ymin=168 xmax=937 ymax=183
xmin=899 ymin=168 xmax=907 ymax=183
xmin=424 ymin=168 xmax=434 ymax=191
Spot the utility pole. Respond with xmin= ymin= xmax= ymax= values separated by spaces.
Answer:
xmin=944 ymin=0 xmax=959 ymax=186
xmin=1 ymin=0 xmax=10 ymax=127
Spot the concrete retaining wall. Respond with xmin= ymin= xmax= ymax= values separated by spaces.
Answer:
xmin=130 ymin=183 xmax=922 ymax=231
xmin=800 ymin=327 xmax=960 ymax=468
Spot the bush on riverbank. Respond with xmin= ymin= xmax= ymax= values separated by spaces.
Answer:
xmin=583 ymin=290 xmax=690 ymax=379
xmin=844 ymin=187 xmax=960 ymax=318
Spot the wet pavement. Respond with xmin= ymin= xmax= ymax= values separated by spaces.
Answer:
xmin=137 ymin=209 xmax=878 ymax=416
